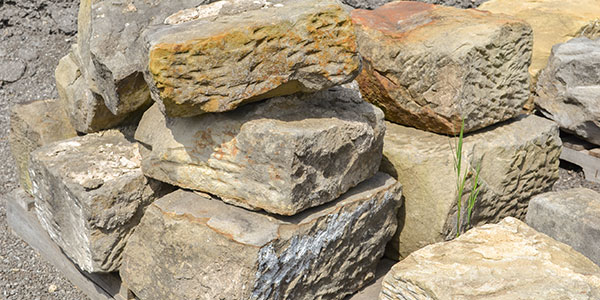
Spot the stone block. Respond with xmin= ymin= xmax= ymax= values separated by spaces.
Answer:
xmin=535 ymin=37 xmax=600 ymax=146
xmin=9 ymin=99 xmax=77 ymax=194
xmin=381 ymin=115 xmax=561 ymax=259
xmin=352 ymin=1 xmax=532 ymax=134
xmin=479 ymin=0 xmax=600 ymax=81
xmin=120 ymin=173 xmax=402 ymax=300
xmin=29 ymin=132 xmax=171 ymax=273
xmin=380 ymin=217 xmax=600 ymax=300
xmin=526 ymin=188 xmax=600 ymax=266
xmin=144 ymin=0 xmax=360 ymax=117
xmin=135 ymin=88 xmax=384 ymax=215
xmin=55 ymin=45 xmax=138 ymax=133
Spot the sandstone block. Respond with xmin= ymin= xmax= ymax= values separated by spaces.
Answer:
xmin=526 ymin=188 xmax=600 ymax=266
xmin=479 ymin=0 xmax=600 ymax=81
xmin=76 ymin=0 xmax=208 ymax=116
xmin=380 ymin=217 xmax=600 ymax=300
xmin=351 ymin=1 xmax=532 ymax=135
xmin=29 ymin=132 xmax=171 ymax=273
xmin=535 ymin=37 xmax=600 ymax=146
xmin=381 ymin=115 xmax=561 ymax=259
xmin=136 ymin=88 xmax=384 ymax=215
xmin=144 ymin=0 xmax=360 ymax=117
xmin=9 ymin=99 xmax=77 ymax=195
xmin=55 ymin=45 xmax=137 ymax=133
xmin=121 ymin=173 xmax=402 ymax=300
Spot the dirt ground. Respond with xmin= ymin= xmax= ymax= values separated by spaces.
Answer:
xmin=0 ymin=1 xmax=598 ymax=299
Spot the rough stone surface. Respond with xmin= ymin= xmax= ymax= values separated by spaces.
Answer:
xmin=136 ymin=88 xmax=384 ymax=215
xmin=526 ymin=188 xmax=600 ymax=266
xmin=381 ymin=115 xmax=561 ymax=259
xmin=28 ymin=132 xmax=171 ymax=273
xmin=352 ymin=1 xmax=532 ymax=135
xmin=479 ymin=0 xmax=600 ymax=81
xmin=380 ymin=217 xmax=600 ymax=300
xmin=121 ymin=172 xmax=402 ymax=300
xmin=76 ymin=0 xmax=212 ymax=116
xmin=144 ymin=0 xmax=360 ymax=117
xmin=55 ymin=45 xmax=136 ymax=133
xmin=535 ymin=37 xmax=600 ymax=146
xmin=342 ymin=0 xmax=488 ymax=10
xmin=9 ymin=99 xmax=77 ymax=195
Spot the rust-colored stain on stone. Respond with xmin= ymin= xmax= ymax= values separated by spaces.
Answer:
xmin=351 ymin=1 xmax=436 ymax=37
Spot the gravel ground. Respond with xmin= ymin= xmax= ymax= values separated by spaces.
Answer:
xmin=1 ymin=1 xmax=600 ymax=300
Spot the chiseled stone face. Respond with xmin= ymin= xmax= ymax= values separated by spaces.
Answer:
xmin=121 ymin=173 xmax=402 ymax=300
xmin=380 ymin=217 xmax=600 ymax=300
xmin=9 ymin=99 xmax=77 ymax=195
xmin=352 ymin=1 xmax=532 ymax=135
xmin=527 ymin=188 xmax=600 ymax=267
xmin=76 ymin=0 xmax=208 ymax=116
xmin=143 ymin=0 xmax=360 ymax=117
xmin=55 ymin=45 xmax=135 ymax=133
xmin=535 ymin=37 xmax=600 ymax=146
xmin=381 ymin=115 xmax=561 ymax=259
xmin=479 ymin=0 xmax=600 ymax=81
xmin=135 ymin=88 xmax=385 ymax=216
xmin=28 ymin=132 xmax=171 ymax=273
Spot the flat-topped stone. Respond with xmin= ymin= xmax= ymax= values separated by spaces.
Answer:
xmin=9 ymin=98 xmax=77 ymax=195
xmin=121 ymin=173 xmax=402 ymax=300
xmin=135 ymin=88 xmax=384 ymax=215
xmin=535 ymin=37 xmax=600 ymax=146
xmin=55 ymin=45 xmax=140 ymax=133
xmin=380 ymin=217 xmax=600 ymax=300
xmin=77 ymin=0 xmax=211 ymax=116
xmin=29 ymin=132 xmax=171 ymax=273
xmin=351 ymin=1 xmax=532 ymax=135
xmin=527 ymin=188 xmax=600 ymax=266
xmin=479 ymin=0 xmax=600 ymax=81
xmin=381 ymin=115 xmax=561 ymax=259
xmin=144 ymin=0 xmax=360 ymax=117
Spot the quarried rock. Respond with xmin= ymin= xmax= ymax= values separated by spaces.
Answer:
xmin=381 ymin=115 xmax=561 ymax=259
xmin=351 ymin=1 xmax=532 ymax=135
xmin=76 ymin=0 xmax=210 ymax=116
xmin=55 ymin=45 xmax=138 ymax=133
xmin=526 ymin=188 xmax=600 ymax=266
xmin=144 ymin=0 xmax=360 ymax=117
xmin=121 ymin=173 xmax=402 ymax=300
xmin=342 ymin=0 xmax=489 ymax=10
xmin=9 ymin=99 xmax=77 ymax=195
xmin=535 ymin=37 xmax=600 ymax=146
xmin=380 ymin=217 xmax=600 ymax=300
xmin=479 ymin=0 xmax=600 ymax=80
xmin=28 ymin=132 xmax=171 ymax=273
xmin=135 ymin=88 xmax=384 ymax=215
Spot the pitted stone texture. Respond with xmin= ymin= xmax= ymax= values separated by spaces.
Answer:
xmin=77 ymin=0 xmax=211 ymax=116
xmin=526 ymin=188 xmax=600 ymax=266
xmin=144 ymin=0 xmax=360 ymax=117
xmin=535 ymin=37 xmax=600 ymax=146
xmin=121 ymin=173 xmax=401 ymax=300
xmin=352 ymin=1 xmax=532 ymax=135
xmin=479 ymin=0 xmax=600 ymax=81
xmin=381 ymin=115 xmax=561 ymax=259
xmin=28 ymin=132 xmax=170 ymax=273
xmin=380 ymin=217 xmax=600 ymax=300
xmin=9 ymin=99 xmax=77 ymax=195
xmin=55 ymin=45 xmax=136 ymax=133
xmin=342 ymin=0 xmax=488 ymax=10
xmin=135 ymin=88 xmax=384 ymax=215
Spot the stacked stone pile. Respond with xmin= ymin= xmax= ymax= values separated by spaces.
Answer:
xmin=10 ymin=0 xmax=405 ymax=298
xmin=7 ymin=0 xmax=600 ymax=299
xmin=349 ymin=1 xmax=562 ymax=260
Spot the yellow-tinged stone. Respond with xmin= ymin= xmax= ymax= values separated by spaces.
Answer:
xmin=479 ymin=0 xmax=600 ymax=81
